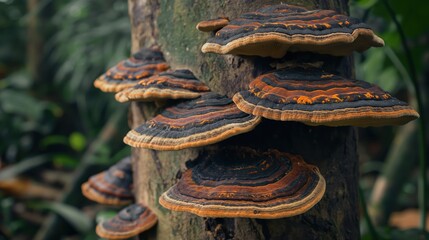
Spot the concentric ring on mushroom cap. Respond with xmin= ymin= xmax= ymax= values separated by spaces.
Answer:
xmin=123 ymin=92 xmax=261 ymax=150
xmin=81 ymin=157 xmax=134 ymax=206
xmin=232 ymin=68 xmax=419 ymax=127
xmin=93 ymin=48 xmax=169 ymax=93
xmin=159 ymin=148 xmax=325 ymax=219
xmin=96 ymin=203 xmax=157 ymax=239
xmin=201 ymin=4 xmax=384 ymax=58
xmin=115 ymin=69 xmax=210 ymax=103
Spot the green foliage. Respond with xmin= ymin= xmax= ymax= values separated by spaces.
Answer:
xmin=52 ymin=154 xmax=79 ymax=168
xmin=48 ymin=0 xmax=131 ymax=100
xmin=357 ymin=48 xmax=403 ymax=93
xmin=69 ymin=132 xmax=86 ymax=152
xmin=0 ymin=0 xmax=130 ymax=164
xmin=0 ymin=72 xmax=57 ymax=162
xmin=353 ymin=0 xmax=428 ymax=85
xmin=361 ymin=228 xmax=429 ymax=240
xmin=0 ymin=155 xmax=49 ymax=181
xmin=353 ymin=0 xmax=429 ymax=237
xmin=1 ymin=0 xmax=131 ymax=238
xmin=0 ymin=1 xmax=26 ymax=69
xmin=29 ymin=202 xmax=93 ymax=234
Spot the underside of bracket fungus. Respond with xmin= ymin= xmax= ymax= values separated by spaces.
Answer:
xmin=81 ymin=156 xmax=134 ymax=206
xmin=201 ymin=4 xmax=384 ymax=58
xmin=123 ymin=92 xmax=261 ymax=150
xmin=233 ymin=68 xmax=419 ymax=127
xmin=93 ymin=48 xmax=169 ymax=92
xmin=196 ymin=17 xmax=230 ymax=32
xmin=115 ymin=69 xmax=210 ymax=103
xmin=96 ymin=203 xmax=157 ymax=239
xmin=159 ymin=148 xmax=325 ymax=219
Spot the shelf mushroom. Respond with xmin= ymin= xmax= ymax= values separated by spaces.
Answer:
xmin=115 ymin=69 xmax=210 ymax=103
xmin=96 ymin=203 xmax=157 ymax=239
xmin=233 ymin=67 xmax=419 ymax=127
xmin=94 ymin=48 xmax=169 ymax=92
xmin=196 ymin=17 xmax=230 ymax=32
xmin=123 ymin=92 xmax=261 ymax=150
xmin=81 ymin=156 xmax=134 ymax=206
xmin=159 ymin=148 xmax=325 ymax=219
xmin=200 ymin=4 xmax=384 ymax=58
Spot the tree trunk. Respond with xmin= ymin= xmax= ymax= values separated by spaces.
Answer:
xmin=128 ymin=1 xmax=359 ymax=239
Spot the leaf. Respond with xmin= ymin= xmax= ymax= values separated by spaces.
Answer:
xmin=355 ymin=0 xmax=378 ymax=9
xmin=33 ymin=202 xmax=92 ymax=234
xmin=0 ymin=89 xmax=46 ymax=119
xmin=1 ymin=70 xmax=31 ymax=89
xmin=69 ymin=132 xmax=87 ymax=152
xmin=53 ymin=154 xmax=78 ymax=169
xmin=377 ymin=67 xmax=400 ymax=93
xmin=0 ymin=155 xmax=49 ymax=181
xmin=359 ymin=48 xmax=385 ymax=84
xmin=40 ymin=135 xmax=68 ymax=148
xmin=90 ymin=143 xmax=111 ymax=165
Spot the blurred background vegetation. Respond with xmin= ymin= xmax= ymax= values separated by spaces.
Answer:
xmin=0 ymin=0 xmax=130 ymax=239
xmin=0 ymin=0 xmax=427 ymax=239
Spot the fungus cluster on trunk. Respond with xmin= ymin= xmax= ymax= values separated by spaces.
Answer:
xmin=81 ymin=3 xmax=418 ymax=239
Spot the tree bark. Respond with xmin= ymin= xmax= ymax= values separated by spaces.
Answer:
xmin=128 ymin=0 xmax=359 ymax=239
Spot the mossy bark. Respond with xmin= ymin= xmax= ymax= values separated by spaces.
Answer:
xmin=128 ymin=0 xmax=359 ymax=239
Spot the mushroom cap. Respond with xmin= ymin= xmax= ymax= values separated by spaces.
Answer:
xmin=115 ymin=69 xmax=210 ymax=103
xmin=123 ymin=92 xmax=261 ymax=150
xmin=96 ymin=203 xmax=157 ymax=239
xmin=94 ymin=48 xmax=169 ymax=92
xmin=81 ymin=157 xmax=134 ymax=206
xmin=232 ymin=68 xmax=419 ymax=127
xmin=201 ymin=4 xmax=384 ymax=58
xmin=159 ymin=148 xmax=326 ymax=219
xmin=196 ymin=17 xmax=230 ymax=32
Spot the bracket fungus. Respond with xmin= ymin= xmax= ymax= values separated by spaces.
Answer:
xmin=159 ymin=148 xmax=325 ymax=219
xmin=93 ymin=48 xmax=169 ymax=92
xmin=81 ymin=157 xmax=134 ymax=206
xmin=201 ymin=4 xmax=384 ymax=58
xmin=196 ymin=17 xmax=230 ymax=32
xmin=96 ymin=203 xmax=157 ymax=239
xmin=123 ymin=92 xmax=261 ymax=150
xmin=233 ymin=68 xmax=419 ymax=127
xmin=115 ymin=69 xmax=210 ymax=103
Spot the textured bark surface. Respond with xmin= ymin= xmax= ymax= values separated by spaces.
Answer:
xmin=128 ymin=0 xmax=359 ymax=239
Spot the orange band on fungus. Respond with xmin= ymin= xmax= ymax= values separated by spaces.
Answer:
xmin=159 ymin=148 xmax=326 ymax=219
xmin=232 ymin=68 xmax=419 ymax=127
xmin=94 ymin=48 xmax=169 ymax=93
xmin=201 ymin=4 xmax=384 ymax=58
xmin=115 ymin=69 xmax=210 ymax=103
xmin=123 ymin=93 xmax=261 ymax=150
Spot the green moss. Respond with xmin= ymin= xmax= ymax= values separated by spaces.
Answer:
xmin=157 ymin=0 xmax=310 ymax=88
